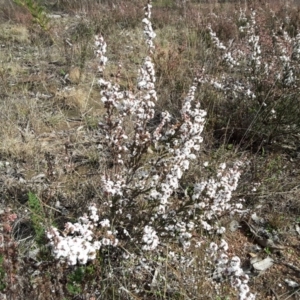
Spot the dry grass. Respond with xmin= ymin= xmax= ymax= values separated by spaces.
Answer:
xmin=0 ymin=23 xmax=30 ymax=44
xmin=1 ymin=1 xmax=300 ymax=299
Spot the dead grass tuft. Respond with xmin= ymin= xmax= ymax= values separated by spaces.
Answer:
xmin=54 ymin=86 xmax=88 ymax=112
xmin=0 ymin=23 xmax=30 ymax=44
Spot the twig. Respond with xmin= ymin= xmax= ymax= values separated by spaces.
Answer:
xmin=241 ymin=220 xmax=285 ymax=250
xmin=283 ymin=288 xmax=300 ymax=300
xmin=274 ymin=260 xmax=300 ymax=274
xmin=270 ymin=288 xmax=280 ymax=300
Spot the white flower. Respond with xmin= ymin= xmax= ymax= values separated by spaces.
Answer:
xmin=209 ymin=242 xmax=218 ymax=252
xmin=100 ymin=219 xmax=110 ymax=227
xmin=231 ymin=277 xmax=242 ymax=288
xmin=220 ymin=162 xmax=226 ymax=170
xmin=230 ymin=256 xmax=241 ymax=270
xmin=218 ymin=253 xmax=229 ymax=266
xmin=239 ymin=283 xmax=250 ymax=295
xmin=202 ymin=221 xmax=212 ymax=231
xmin=142 ymin=226 xmax=159 ymax=251
xmin=217 ymin=227 xmax=226 ymax=235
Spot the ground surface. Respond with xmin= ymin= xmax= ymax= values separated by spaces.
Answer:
xmin=0 ymin=1 xmax=300 ymax=299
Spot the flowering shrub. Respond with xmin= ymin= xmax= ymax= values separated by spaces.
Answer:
xmin=46 ymin=1 xmax=253 ymax=298
xmin=203 ymin=8 xmax=300 ymax=150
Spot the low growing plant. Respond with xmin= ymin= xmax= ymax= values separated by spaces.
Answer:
xmin=66 ymin=266 xmax=84 ymax=295
xmin=13 ymin=0 xmax=49 ymax=31
xmin=28 ymin=191 xmax=46 ymax=245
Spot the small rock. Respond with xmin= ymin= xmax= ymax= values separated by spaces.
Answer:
xmin=295 ymin=224 xmax=300 ymax=235
xmin=251 ymin=212 xmax=265 ymax=225
xmin=47 ymin=14 xmax=62 ymax=19
xmin=285 ymin=279 xmax=300 ymax=288
xmin=251 ymin=256 xmax=273 ymax=271
xmin=230 ymin=220 xmax=240 ymax=232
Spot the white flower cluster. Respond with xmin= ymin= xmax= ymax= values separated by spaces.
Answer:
xmin=192 ymin=161 xmax=247 ymax=233
xmin=95 ymin=2 xmax=158 ymax=168
xmin=208 ymin=25 xmax=226 ymax=51
xmin=142 ymin=2 xmax=156 ymax=52
xmin=209 ymin=241 xmax=256 ymax=300
xmin=46 ymin=204 xmax=118 ymax=265
xmin=149 ymin=160 xmax=245 ymax=254
xmin=95 ymin=34 xmax=108 ymax=74
xmin=137 ymin=57 xmax=156 ymax=92
xmin=209 ymin=11 xmax=261 ymax=73
xmin=206 ymin=25 xmax=258 ymax=100
xmin=141 ymin=225 xmax=159 ymax=251
xmin=292 ymin=33 xmax=300 ymax=61
xmin=247 ymin=12 xmax=261 ymax=70
xmin=208 ymin=26 xmax=239 ymax=67
xmin=274 ymin=27 xmax=298 ymax=87
xmin=102 ymin=175 xmax=126 ymax=198
xmin=134 ymin=55 xmax=157 ymax=135
xmin=146 ymin=78 xmax=207 ymax=214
